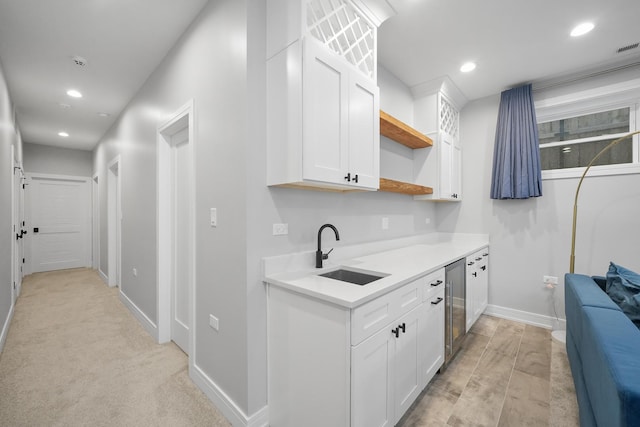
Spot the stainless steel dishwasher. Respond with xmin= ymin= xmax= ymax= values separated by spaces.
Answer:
xmin=444 ymin=258 xmax=466 ymax=367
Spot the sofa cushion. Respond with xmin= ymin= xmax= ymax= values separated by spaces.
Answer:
xmin=581 ymin=306 xmax=640 ymax=427
xmin=606 ymin=262 xmax=640 ymax=328
xmin=565 ymin=273 xmax=621 ymax=352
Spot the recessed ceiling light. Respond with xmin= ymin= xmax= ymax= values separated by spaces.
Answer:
xmin=460 ymin=62 xmax=476 ymax=73
xmin=58 ymin=131 xmax=69 ymax=137
xmin=66 ymin=89 xmax=82 ymax=98
xmin=570 ymin=22 xmax=594 ymax=37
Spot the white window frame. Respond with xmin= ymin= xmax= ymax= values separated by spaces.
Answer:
xmin=536 ymin=93 xmax=640 ymax=180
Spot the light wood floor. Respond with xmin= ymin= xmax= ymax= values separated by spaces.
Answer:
xmin=398 ymin=315 xmax=580 ymax=426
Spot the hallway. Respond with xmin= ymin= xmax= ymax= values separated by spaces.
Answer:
xmin=0 ymin=268 xmax=230 ymax=426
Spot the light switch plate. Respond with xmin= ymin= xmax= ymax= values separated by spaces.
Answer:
xmin=209 ymin=314 xmax=219 ymax=331
xmin=382 ymin=217 xmax=389 ymax=230
xmin=210 ymin=208 xmax=217 ymax=227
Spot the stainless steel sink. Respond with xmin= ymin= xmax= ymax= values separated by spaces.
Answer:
xmin=318 ymin=268 xmax=385 ymax=286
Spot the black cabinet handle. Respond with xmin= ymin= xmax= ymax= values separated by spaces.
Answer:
xmin=475 ymin=257 xmax=482 ymax=261
xmin=472 ymin=272 xmax=478 ymax=277
xmin=392 ymin=327 xmax=399 ymax=338
xmin=467 ymin=261 xmax=474 ymax=266
xmin=483 ymin=253 xmax=489 ymax=257
xmin=399 ymin=323 xmax=406 ymax=333
xmin=481 ymin=265 xmax=486 ymax=271
xmin=431 ymin=297 xmax=443 ymax=305
xmin=431 ymin=280 xmax=443 ymax=287
xmin=344 ymin=173 xmax=351 ymax=182
xmin=353 ymin=174 xmax=358 ymax=183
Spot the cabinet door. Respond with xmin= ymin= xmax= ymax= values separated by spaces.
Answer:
xmin=348 ymin=70 xmax=380 ymax=189
xmin=465 ymin=256 xmax=476 ymax=331
xmin=439 ymin=133 xmax=452 ymax=199
xmin=421 ymin=288 xmax=445 ymax=388
xmin=393 ymin=305 xmax=423 ymax=422
xmin=451 ymin=143 xmax=462 ymax=199
xmin=352 ymin=326 xmax=394 ymax=427
xmin=303 ymin=39 xmax=349 ymax=185
xmin=475 ymin=251 xmax=489 ymax=318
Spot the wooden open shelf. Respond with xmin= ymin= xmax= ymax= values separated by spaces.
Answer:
xmin=380 ymin=110 xmax=433 ymax=149
xmin=379 ymin=178 xmax=433 ymax=196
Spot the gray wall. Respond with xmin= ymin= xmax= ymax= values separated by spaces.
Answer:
xmin=0 ymin=58 xmax=22 ymax=350
xmin=23 ymin=142 xmax=92 ymax=176
xmin=438 ymin=74 xmax=640 ymax=324
xmin=92 ymin=1 xmax=437 ymax=418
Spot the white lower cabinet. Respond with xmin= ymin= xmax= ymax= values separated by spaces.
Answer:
xmin=268 ymin=272 xmax=445 ymax=427
xmin=352 ymin=304 xmax=423 ymax=427
xmin=466 ymin=247 xmax=489 ymax=330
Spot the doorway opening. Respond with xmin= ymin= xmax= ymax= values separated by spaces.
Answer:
xmin=107 ymin=157 xmax=121 ymax=288
xmin=157 ymin=100 xmax=195 ymax=355
xmin=92 ymin=174 xmax=100 ymax=271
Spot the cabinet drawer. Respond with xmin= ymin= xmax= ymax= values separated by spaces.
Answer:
xmin=352 ymin=279 xmax=421 ymax=345
xmin=422 ymin=268 xmax=445 ymax=301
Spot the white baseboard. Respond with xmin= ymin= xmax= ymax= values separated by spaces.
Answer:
xmin=0 ymin=302 xmax=16 ymax=353
xmin=118 ymin=290 xmax=159 ymax=341
xmin=484 ymin=304 xmax=566 ymax=330
xmin=190 ymin=363 xmax=269 ymax=427
xmin=98 ymin=268 xmax=108 ymax=285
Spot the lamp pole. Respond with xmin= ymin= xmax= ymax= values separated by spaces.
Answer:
xmin=570 ymin=130 xmax=640 ymax=273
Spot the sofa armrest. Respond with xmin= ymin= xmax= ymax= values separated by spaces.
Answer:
xmin=591 ymin=276 xmax=607 ymax=292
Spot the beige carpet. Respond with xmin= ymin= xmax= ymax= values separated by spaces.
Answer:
xmin=0 ymin=268 xmax=231 ymax=427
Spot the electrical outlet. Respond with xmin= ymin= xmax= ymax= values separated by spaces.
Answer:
xmin=382 ymin=217 xmax=389 ymax=230
xmin=132 ymin=268 xmax=137 ymax=277
xmin=273 ymin=223 xmax=288 ymax=235
xmin=209 ymin=314 xmax=219 ymax=331
xmin=543 ymin=275 xmax=558 ymax=285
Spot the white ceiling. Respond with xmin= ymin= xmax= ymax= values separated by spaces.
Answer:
xmin=0 ymin=0 xmax=208 ymax=150
xmin=378 ymin=0 xmax=640 ymax=101
xmin=1 ymin=0 xmax=639 ymax=151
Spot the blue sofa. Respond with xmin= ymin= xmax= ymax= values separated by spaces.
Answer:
xmin=565 ymin=273 xmax=640 ymax=427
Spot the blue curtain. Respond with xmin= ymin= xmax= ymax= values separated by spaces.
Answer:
xmin=490 ymin=84 xmax=542 ymax=199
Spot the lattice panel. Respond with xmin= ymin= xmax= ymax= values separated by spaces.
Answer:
xmin=440 ymin=96 xmax=459 ymax=138
xmin=307 ymin=0 xmax=375 ymax=79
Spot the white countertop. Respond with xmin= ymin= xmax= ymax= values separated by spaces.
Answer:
xmin=264 ymin=234 xmax=489 ymax=308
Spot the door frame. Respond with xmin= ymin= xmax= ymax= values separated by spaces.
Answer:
xmin=107 ymin=156 xmax=121 ymax=288
xmin=92 ymin=174 xmax=100 ymax=271
xmin=157 ymin=100 xmax=195 ymax=352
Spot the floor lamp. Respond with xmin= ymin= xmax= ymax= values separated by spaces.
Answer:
xmin=555 ymin=130 xmax=640 ymax=344
xmin=569 ymin=130 xmax=640 ymax=274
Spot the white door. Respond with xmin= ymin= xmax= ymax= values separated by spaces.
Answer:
xmin=11 ymin=149 xmax=24 ymax=301
xmin=28 ymin=174 xmax=91 ymax=273
xmin=170 ymin=125 xmax=191 ymax=353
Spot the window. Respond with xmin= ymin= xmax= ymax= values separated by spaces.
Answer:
xmin=537 ymin=104 xmax=639 ymax=179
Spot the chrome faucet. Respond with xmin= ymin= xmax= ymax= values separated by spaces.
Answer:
xmin=316 ymin=224 xmax=340 ymax=268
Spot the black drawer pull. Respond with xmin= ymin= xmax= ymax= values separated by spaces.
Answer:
xmin=431 ymin=297 xmax=443 ymax=305
xmin=392 ymin=327 xmax=399 ymax=338
xmin=430 ymin=280 xmax=443 ymax=287
xmin=399 ymin=323 xmax=406 ymax=333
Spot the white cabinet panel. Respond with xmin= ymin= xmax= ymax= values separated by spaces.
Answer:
xmin=421 ymin=287 xmax=445 ymax=387
xmin=351 ymin=325 xmax=393 ymax=427
xmin=466 ymin=248 xmax=489 ymax=330
xmin=393 ymin=306 xmax=423 ymax=420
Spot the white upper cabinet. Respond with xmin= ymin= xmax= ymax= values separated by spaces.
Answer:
xmin=266 ymin=0 xmax=384 ymax=191
xmin=413 ymin=90 xmax=463 ymax=201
